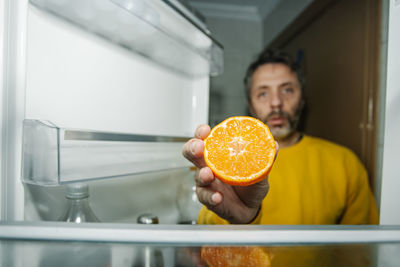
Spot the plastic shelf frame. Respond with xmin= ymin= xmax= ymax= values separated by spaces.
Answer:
xmin=29 ymin=0 xmax=224 ymax=77
xmin=21 ymin=119 xmax=191 ymax=186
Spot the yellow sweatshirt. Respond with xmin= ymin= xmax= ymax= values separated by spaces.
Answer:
xmin=198 ymin=135 xmax=378 ymax=225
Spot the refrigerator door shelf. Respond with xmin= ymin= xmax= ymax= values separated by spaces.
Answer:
xmin=21 ymin=119 xmax=191 ymax=186
xmin=29 ymin=0 xmax=223 ymax=77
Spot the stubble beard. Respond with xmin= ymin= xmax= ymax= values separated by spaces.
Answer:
xmin=262 ymin=104 xmax=303 ymax=141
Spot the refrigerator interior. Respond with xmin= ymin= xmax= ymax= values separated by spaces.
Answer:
xmin=2 ymin=0 xmax=400 ymax=267
xmin=2 ymin=0 xmax=221 ymax=224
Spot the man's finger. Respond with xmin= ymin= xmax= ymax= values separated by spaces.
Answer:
xmin=195 ymin=167 xmax=215 ymax=187
xmin=196 ymin=187 xmax=223 ymax=207
xmin=274 ymin=141 xmax=279 ymax=161
xmin=194 ymin=124 xmax=211 ymax=140
xmin=182 ymin=139 xmax=207 ymax=168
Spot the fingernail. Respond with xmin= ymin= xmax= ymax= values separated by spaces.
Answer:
xmin=195 ymin=125 xmax=206 ymax=138
xmin=211 ymin=193 xmax=222 ymax=204
xmin=191 ymin=142 xmax=197 ymax=154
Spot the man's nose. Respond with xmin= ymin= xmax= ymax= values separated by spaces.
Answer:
xmin=270 ymin=91 xmax=282 ymax=109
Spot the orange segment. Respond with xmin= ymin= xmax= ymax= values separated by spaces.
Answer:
xmin=204 ymin=116 xmax=276 ymax=186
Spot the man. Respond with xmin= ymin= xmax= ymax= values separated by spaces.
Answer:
xmin=182 ymin=50 xmax=378 ymax=225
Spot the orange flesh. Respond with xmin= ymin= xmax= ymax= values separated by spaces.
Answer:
xmin=204 ymin=116 xmax=276 ymax=186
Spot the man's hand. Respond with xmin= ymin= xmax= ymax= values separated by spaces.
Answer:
xmin=182 ymin=124 xmax=277 ymax=224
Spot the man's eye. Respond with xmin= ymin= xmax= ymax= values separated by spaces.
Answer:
xmin=283 ymin=88 xmax=294 ymax=94
xmin=258 ymin=92 xmax=267 ymax=98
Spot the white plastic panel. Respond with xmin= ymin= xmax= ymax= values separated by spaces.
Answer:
xmin=1 ymin=0 xmax=28 ymax=221
xmin=0 ymin=0 xmax=5 ymax=216
xmin=25 ymin=5 xmax=209 ymax=137
xmin=380 ymin=0 xmax=400 ymax=225
xmin=29 ymin=0 xmax=224 ymax=77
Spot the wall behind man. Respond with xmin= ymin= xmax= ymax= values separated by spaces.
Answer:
xmin=206 ymin=17 xmax=263 ymax=126
xmin=190 ymin=0 xmax=312 ymax=127
xmin=262 ymin=0 xmax=313 ymax=46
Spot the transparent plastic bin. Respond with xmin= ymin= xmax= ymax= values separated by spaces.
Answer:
xmin=21 ymin=119 xmax=191 ymax=186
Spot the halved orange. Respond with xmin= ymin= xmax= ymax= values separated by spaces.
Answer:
xmin=201 ymin=246 xmax=271 ymax=267
xmin=204 ymin=116 xmax=276 ymax=186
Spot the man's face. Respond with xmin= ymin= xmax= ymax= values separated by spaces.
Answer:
xmin=248 ymin=63 xmax=304 ymax=140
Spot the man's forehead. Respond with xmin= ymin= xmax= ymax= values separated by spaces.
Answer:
xmin=252 ymin=63 xmax=300 ymax=87
xmin=254 ymin=63 xmax=295 ymax=76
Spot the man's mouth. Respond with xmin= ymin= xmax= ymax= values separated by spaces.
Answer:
xmin=268 ymin=116 xmax=286 ymax=127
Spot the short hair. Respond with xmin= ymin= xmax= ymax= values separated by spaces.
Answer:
xmin=244 ymin=49 xmax=306 ymax=101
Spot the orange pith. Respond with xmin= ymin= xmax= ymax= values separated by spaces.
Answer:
xmin=204 ymin=116 xmax=276 ymax=186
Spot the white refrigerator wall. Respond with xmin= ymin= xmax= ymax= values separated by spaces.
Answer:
xmin=1 ymin=0 xmax=28 ymax=221
xmin=380 ymin=0 xmax=400 ymax=225
xmin=26 ymin=5 xmax=209 ymax=137
xmin=0 ymin=0 xmax=5 ymax=214
xmin=2 ymin=0 xmax=211 ymax=221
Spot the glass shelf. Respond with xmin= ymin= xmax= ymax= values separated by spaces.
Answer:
xmin=29 ymin=0 xmax=223 ymax=77
xmin=21 ymin=119 xmax=191 ymax=186
xmin=2 ymin=223 xmax=400 ymax=266
xmin=2 ymin=222 xmax=400 ymax=245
